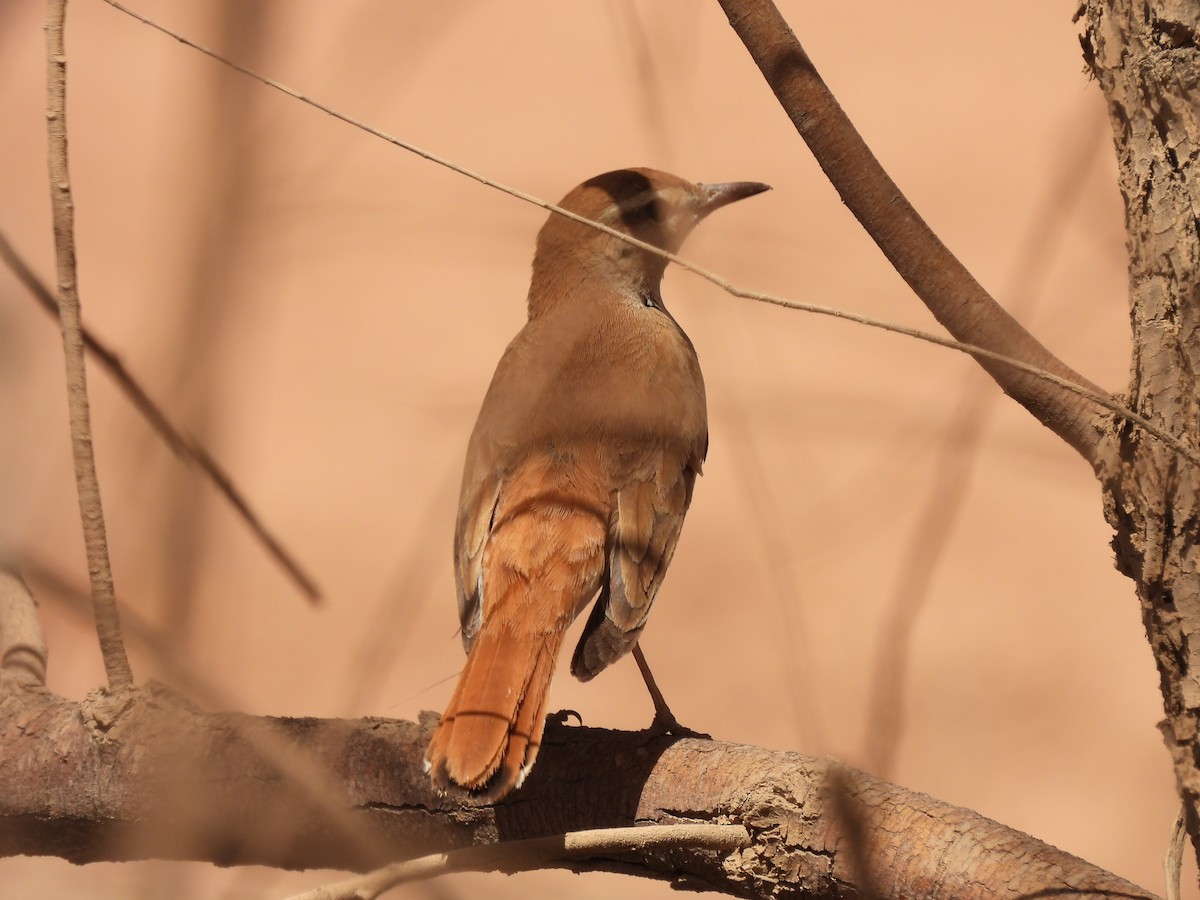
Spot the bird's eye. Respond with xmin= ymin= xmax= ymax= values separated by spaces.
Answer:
xmin=641 ymin=291 xmax=658 ymax=309
xmin=622 ymin=199 xmax=660 ymax=227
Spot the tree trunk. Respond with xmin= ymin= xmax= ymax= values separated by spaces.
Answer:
xmin=1079 ymin=0 xmax=1200 ymax=868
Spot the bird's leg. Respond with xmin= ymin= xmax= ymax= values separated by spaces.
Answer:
xmin=631 ymin=644 xmax=710 ymax=739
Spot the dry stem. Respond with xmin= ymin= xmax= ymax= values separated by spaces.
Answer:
xmin=0 ymin=228 xmax=321 ymax=604
xmin=288 ymin=825 xmax=750 ymax=900
xmin=45 ymin=0 xmax=132 ymax=691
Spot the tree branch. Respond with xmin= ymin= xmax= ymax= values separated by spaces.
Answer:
xmin=716 ymin=0 xmax=1110 ymax=465
xmin=0 ymin=682 xmax=1157 ymax=899
xmin=44 ymin=0 xmax=132 ymax=691
xmin=865 ymin=116 xmax=1104 ymax=778
xmin=0 ymin=228 xmax=321 ymax=604
xmin=290 ymin=825 xmax=751 ymax=900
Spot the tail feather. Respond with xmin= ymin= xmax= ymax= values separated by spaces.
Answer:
xmin=426 ymin=621 xmax=566 ymax=802
xmin=431 ymin=492 xmax=608 ymax=802
xmin=497 ymin=634 xmax=560 ymax=792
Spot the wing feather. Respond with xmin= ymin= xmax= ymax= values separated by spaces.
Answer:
xmin=454 ymin=474 xmax=501 ymax=651
xmin=571 ymin=452 xmax=699 ymax=680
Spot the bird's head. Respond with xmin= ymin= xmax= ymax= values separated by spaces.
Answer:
xmin=528 ymin=168 xmax=769 ymax=315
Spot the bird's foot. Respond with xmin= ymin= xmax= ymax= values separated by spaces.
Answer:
xmin=547 ymin=708 xmax=584 ymax=726
xmin=645 ymin=708 xmax=711 ymax=740
xmin=631 ymin=643 xmax=711 ymax=739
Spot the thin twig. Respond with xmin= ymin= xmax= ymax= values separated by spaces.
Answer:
xmin=721 ymin=290 xmax=1197 ymax=465
xmin=45 ymin=0 xmax=132 ymax=691
xmin=340 ymin=463 xmax=458 ymax=713
xmin=0 ymin=229 xmax=321 ymax=603
xmin=720 ymin=398 xmax=825 ymax=748
xmin=863 ymin=109 xmax=1107 ymax=777
xmin=286 ymin=824 xmax=751 ymax=900
xmin=96 ymin=0 xmax=1200 ymax=471
xmin=607 ymin=0 xmax=675 ymax=159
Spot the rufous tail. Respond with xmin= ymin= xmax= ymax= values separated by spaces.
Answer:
xmin=425 ymin=619 xmax=566 ymax=803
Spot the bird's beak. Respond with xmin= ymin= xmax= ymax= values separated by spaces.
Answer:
xmin=694 ymin=181 xmax=772 ymax=217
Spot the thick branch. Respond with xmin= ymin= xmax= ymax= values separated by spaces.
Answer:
xmin=0 ymin=683 xmax=1156 ymax=899
xmin=44 ymin=0 xmax=132 ymax=690
xmin=716 ymin=0 xmax=1109 ymax=464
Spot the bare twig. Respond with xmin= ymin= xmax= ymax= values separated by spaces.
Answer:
xmin=862 ymin=385 xmax=990 ymax=779
xmin=716 ymin=0 xmax=1107 ymax=463
xmin=45 ymin=0 xmax=132 ymax=691
xmin=607 ymin=0 xmax=674 ymax=159
xmin=96 ymin=0 xmax=1200 ymax=472
xmin=720 ymin=400 xmax=825 ymax=748
xmin=864 ymin=111 xmax=1107 ymax=777
xmin=340 ymin=463 xmax=458 ymax=713
xmin=0 ymin=566 xmax=48 ymax=685
xmin=0 ymin=229 xmax=322 ymax=604
xmin=159 ymin=3 xmax=280 ymax=637
xmin=286 ymin=824 xmax=751 ymax=900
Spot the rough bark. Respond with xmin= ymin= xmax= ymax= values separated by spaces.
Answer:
xmin=0 ymin=680 xmax=1156 ymax=898
xmin=1079 ymin=0 xmax=1200 ymax=865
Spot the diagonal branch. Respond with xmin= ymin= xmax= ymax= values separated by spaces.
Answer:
xmin=0 ymin=229 xmax=322 ymax=604
xmin=864 ymin=117 xmax=1106 ymax=777
xmin=716 ymin=0 xmax=1110 ymax=466
xmin=44 ymin=0 xmax=132 ymax=691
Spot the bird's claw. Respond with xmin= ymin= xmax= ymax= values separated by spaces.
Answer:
xmin=548 ymin=708 xmax=584 ymax=726
xmin=646 ymin=710 xmax=710 ymax=740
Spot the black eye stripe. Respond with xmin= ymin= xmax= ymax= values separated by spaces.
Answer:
xmin=620 ymin=196 xmax=661 ymax=227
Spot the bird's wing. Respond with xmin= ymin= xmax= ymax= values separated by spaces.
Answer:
xmin=570 ymin=451 xmax=699 ymax=680
xmin=454 ymin=471 xmax=501 ymax=651
xmin=452 ymin=322 xmax=542 ymax=653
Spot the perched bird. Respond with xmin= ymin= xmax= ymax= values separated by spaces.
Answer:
xmin=425 ymin=168 xmax=769 ymax=802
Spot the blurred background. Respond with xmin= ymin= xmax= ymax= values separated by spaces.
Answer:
xmin=0 ymin=0 xmax=1182 ymax=897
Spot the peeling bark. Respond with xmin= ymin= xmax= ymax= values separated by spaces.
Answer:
xmin=1079 ymin=0 xmax=1200 ymax=866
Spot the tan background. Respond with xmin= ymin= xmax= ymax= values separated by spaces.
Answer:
xmin=0 ymin=1 xmax=1185 ymax=897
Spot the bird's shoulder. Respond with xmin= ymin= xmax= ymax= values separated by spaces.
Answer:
xmin=465 ymin=293 xmax=705 ymax=466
